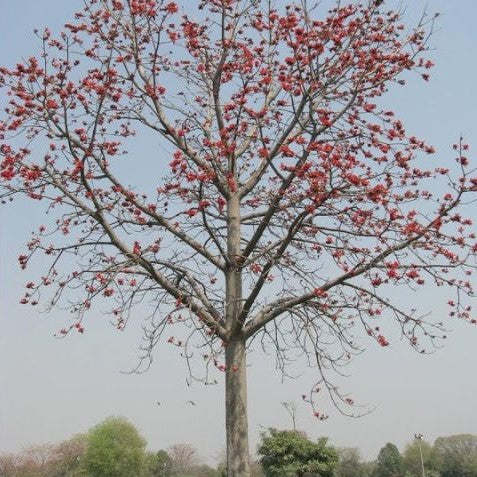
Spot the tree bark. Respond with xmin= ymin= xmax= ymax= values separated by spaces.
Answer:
xmin=225 ymin=194 xmax=250 ymax=476
xmin=225 ymin=337 xmax=250 ymax=477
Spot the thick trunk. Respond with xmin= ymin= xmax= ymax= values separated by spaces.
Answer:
xmin=225 ymin=337 xmax=250 ymax=477
xmin=225 ymin=194 xmax=250 ymax=476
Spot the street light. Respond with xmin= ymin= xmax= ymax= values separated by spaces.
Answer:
xmin=414 ymin=433 xmax=426 ymax=477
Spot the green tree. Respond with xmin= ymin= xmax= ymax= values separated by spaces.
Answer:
xmin=81 ymin=417 xmax=146 ymax=477
xmin=145 ymin=450 xmax=173 ymax=477
xmin=432 ymin=434 xmax=477 ymax=477
xmin=362 ymin=462 xmax=376 ymax=477
xmin=373 ymin=443 xmax=404 ymax=477
xmin=335 ymin=448 xmax=368 ymax=477
xmin=257 ymin=429 xmax=338 ymax=477
xmin=402 ymin=438 xmax=435 ymax=477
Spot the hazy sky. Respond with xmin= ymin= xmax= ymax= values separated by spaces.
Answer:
xmin=1 ymin=0 xmax=476 ymax=465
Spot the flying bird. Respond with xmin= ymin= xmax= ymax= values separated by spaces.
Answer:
xmin=186 ymin=400 xmax=196 ymax=406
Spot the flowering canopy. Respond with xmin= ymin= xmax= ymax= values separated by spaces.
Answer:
xmin=1 ymin=0 xmax=476 ymax=411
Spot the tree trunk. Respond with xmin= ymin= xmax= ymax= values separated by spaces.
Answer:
xmin=225 ymin=337 xmax=250 ymax=477
xmin=225 ymin=194 xmax=250 ymax=476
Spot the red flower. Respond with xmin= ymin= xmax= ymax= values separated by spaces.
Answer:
xmin=165 ymin=2 xmax=178 ymax=13
xmin=258 ymin=147 xmax=269 ymax=158
xmin=45 ymin=99 xmax=58 ymax=110
xmin=363 ymin=103 xmax=376 ymax=112
xmin=279 ymin=144 xmax=295 ymax=157
xmin=313 ymin=288 xmax=328 ymax=298
xmin=377 ymin=335 xmax=389 ymax=347
xmin=132 ymin=241 xmax=142 ymax=255
xmin=227 ymin=174 xmax=237 ymax=192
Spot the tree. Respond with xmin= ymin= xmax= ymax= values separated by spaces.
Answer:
xmin=335 ymin=447 xmax=368 ymax=477
xmin=432 ymin=434 xmax=477 ymax=477
xmin=402 ymin=438 xmax=434 ymax=477
xmin=1 ymin=1 xmax=476 ymax=475
xmin=0 ymin=453 xmax=22 ymax=477
xmin=168 ymin=443 xmax=201 ymax=476
xmin=257 ymin=428 xmax=338 ymax=476
xmin=52 ymin=433 xmax=88 ymax=476
xmin=145 ymin=450 xmax=173 ymax=477
xmin=17 ymin=443 xmax=58 ymax=477
xmin=81 ymin=416 xmax=146 ymax=477
xmin=373 ymin=443 xmax=404 ymax=477
xmin=0 ymin=437 xmax=86 ymax=477
xmin=362 ymin=462 xmax=377 ymax=477
xmin=282 ymin=401 xmax=298 ymax=431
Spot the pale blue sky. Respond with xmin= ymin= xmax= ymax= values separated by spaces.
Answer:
xmin=1 ymin=0 xmax=476 ymax=464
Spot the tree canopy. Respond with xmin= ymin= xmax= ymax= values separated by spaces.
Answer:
xmin=145 ymin=449 xmax=173 ymax=477
xmin=432 ymin=434 xmax=477 ymax=477
xmin=402 ymin=438 xmax=433 ymax=477
xmin=257 ymin=428 xmax=338 ymax=477
xmin=335 ymin=447 xmax=368 ymax=477
xmin=372 ymin=443 xmax=403 ymax=477
xmin=81 ymin=416 xmax=147 ymax=477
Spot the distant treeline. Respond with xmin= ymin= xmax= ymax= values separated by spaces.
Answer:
xmin=1 ymin=416 xmax=476 ymax=476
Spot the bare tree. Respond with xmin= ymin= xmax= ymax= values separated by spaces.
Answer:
xmin=53 ymin=434 xmax=87 ymax=476
xmin=0 ymin=453 xmax=22 ymax=477
xmin=1 ymin=1 xmax=476 ymax=475
xmin=17 ymin=444 xmax=57 ymax=476
xmin=281 ymin=401 xmax=298 ymax=431
xmin=169 ymin=443 xmax=201 ymax=476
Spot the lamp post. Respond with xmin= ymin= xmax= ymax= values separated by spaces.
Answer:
xmin=414 ymin=433 xmax=426 ymax=477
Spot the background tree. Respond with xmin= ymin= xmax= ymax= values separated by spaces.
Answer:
xmin=432 ymin=434 xmax=477 ymax=477
xmin=402 ymin=438 xmax=435 ymax=477
xmin=190 ymin=463 xmax=222 ymax=477
xmin=1 ymin=1 xmax=477 ymax=475
xmin=372 ymin=443 xmax=404 ymax=477
xmin=0 ymin=453 xmax=22 ymax=477
xmin=282 ymin=401 xmax=298 ymax=431
xmin=52 ymin=433 xmax=88 ymax=477
xmin=145 ymin=449 xmax=173 ymax=477
xmin=0 ymin=437 xmax=86 ymax=477
xmin=16 ymin=444 xmax=57 ymax=477
xmin=335 ymin=447 xmax=369 ymax=477
xmin=168 ymin=443 xmax=201 ymax=477
xmin=81 ymin=416 xmax=146 ymax=477
xmin=257 ymin=428 xmax=338 ymax=477
xmin=362 ymin=462 xmax=377 ymax=477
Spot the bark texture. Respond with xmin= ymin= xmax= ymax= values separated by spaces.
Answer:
xmin=225 ymin=195 xmax=250 ymax=476
xmin=225 ymin=338 xmax=250 ymax=476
